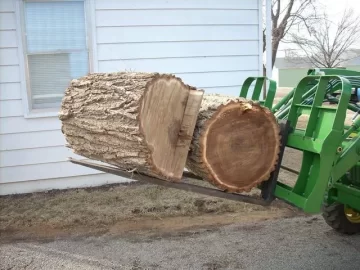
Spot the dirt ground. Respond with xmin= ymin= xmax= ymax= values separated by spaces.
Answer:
xmin=4 ymin=215 xmax=360 ymax=270
xmin=0 ymin=175 xmax=302 ymax=243
xmin=0 ymin=153 xmax=302 ymax=243
xmin=0 ymin=87 xmax=355 ymax=243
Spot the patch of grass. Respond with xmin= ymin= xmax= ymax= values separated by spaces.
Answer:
xmin=0 ymin=181 xmax=283 ymax=231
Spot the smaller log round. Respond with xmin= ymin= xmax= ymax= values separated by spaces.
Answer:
xmin=186 ymin=95 xmax=281 ymax=193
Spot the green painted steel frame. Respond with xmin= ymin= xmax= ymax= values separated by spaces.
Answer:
xmin=239 ymin=69 xmax=360 ymax=214
xmin=239 ymin=77 xmax=276 ymax=109
xmin=273 ymin=75 xmax=353 ymax=213
xmin=307 ymin=68 xmax=360 ymax=77
xmin=326 ymin=120 xmax=360 ymax=211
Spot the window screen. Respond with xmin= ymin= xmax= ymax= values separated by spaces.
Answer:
xmin=24 ymin=1 xmax=88 ymax=109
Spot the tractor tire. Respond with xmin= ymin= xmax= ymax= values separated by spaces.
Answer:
xmin=322 ymin=202 xmax=360 ymax=235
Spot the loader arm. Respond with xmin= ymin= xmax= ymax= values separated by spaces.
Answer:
xmin=269 ymin=69 xmax=360 ymax=216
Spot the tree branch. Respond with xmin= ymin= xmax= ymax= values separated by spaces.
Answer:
xmin=263 ymin=0 xmax=321 ymax=68
xmin=289 ymin=7 xmax=360 ymax=68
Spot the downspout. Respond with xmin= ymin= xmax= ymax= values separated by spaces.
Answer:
xmin=266 ymin=0 xmax=272 ymax=80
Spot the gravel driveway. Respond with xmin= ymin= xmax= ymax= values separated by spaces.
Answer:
xmin=2 ymin=215 xmax=360 ymax=270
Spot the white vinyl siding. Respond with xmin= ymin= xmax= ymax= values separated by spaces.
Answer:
xmin=0 ymin=83 xmax=22 ymax=100
xmin=95 ymin=0 xmax=261 ymax=96
xmin=0 ymin=100 xmax=23 ymax=117
xmin=0 ymin=130 xmax=65 ymax=151
xmin=0 ymin=48 xmax=19 ymax=65
xmin=0 ymin=0 xmax=263 ymax=195
xmin=1 ymin=161 xmax=103 ymax=183
xmin=96 ymin=10 xmax=258 ymax=26
xmin=0 ymin=30 xmax=17 ymax=47
xmin=98 ymin=41 xmax=259 ymax=60
xmin=0 ymin=66 xmax=21 ymax=83
xmin=0 ymin=12 xmax=15 ymax=29
xmin=0 ymin=146 xmax=85 ymax=168
xmin=99 ymin=57 xmax=259 ymax=75
xmin=95 ymin=0 xmax=257 ymax=9
xmin=97 ymin=25 xmax=259 ymax=44
xmin=0 ymin=0 xmax=107 ymax=193
xmin=0 ymin=174 xmax=128 ymax=196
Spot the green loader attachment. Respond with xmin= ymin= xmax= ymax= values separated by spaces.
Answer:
xmin=213 ymin=68 xmax=360 ymax=234
xmin=262 ymin=68 xmax=360 ymax=234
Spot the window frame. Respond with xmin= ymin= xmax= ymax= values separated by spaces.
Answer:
xmin=16 ymin=0 xmax=96 ymax=118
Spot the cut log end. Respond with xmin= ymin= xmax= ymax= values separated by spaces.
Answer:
xmin=60 ymin=72 xmax=203 ymax=182
xmin=139 ymin=75 xmax=204 ymax=180
xmin=188 ymin=98 xmax=281 ymax=193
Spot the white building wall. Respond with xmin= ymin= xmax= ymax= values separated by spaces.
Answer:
xmin=0 ymin=0 xmax=262 ymax=195
xmin=0 ymin=0 xmax=124 ymax=195
xmin=94 ymin=0 xmax=262 ymax=95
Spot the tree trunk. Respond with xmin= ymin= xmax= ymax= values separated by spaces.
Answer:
xmin=59 ymin=72 xmax=203 ymax=181
xmin=186 ymin=94 xmax=281 ymax=193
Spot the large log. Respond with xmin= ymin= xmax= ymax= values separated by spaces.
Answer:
xmin=186 ymin=94 xmax=281 ymax=193
xmin=59 ymin=72 xmax=204 ymax=181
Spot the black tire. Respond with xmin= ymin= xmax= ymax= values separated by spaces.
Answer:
xmin=322 ymin=202 xmax=360 ymax=235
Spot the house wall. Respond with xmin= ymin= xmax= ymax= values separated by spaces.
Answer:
xmin=94 ymin=0 xmax=262 ymax=94
xmin=0 ymin=0 xmax=263 ymax=195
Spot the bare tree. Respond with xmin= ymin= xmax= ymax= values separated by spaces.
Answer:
xmin=289 ymin=9 xmax=360 ymax=68
xmin=263 ymin=0 xmax=320 ymax=69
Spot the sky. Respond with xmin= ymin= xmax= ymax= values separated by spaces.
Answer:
xmin=277 ymin=0 xmax=360 ymax=57
xmin=271 ymin=0 xmax=360 ymax=80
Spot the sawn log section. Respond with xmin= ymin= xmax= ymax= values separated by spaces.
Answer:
xmin=186 ymin=95 xmax=281 ymax=193
xmin=59 ymin=72 xmax=280 ymax=193
xmin=59 ymin=72 xmax=204 ymax=181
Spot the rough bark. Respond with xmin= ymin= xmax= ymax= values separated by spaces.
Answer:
xmin=186 ymin=94 xmax=281 ymax=193
xmin=59 ymin=72 xmax=203 ymax=181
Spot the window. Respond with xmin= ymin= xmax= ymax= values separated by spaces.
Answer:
xmin=22 ymin=0 xmax=89 ymax=110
